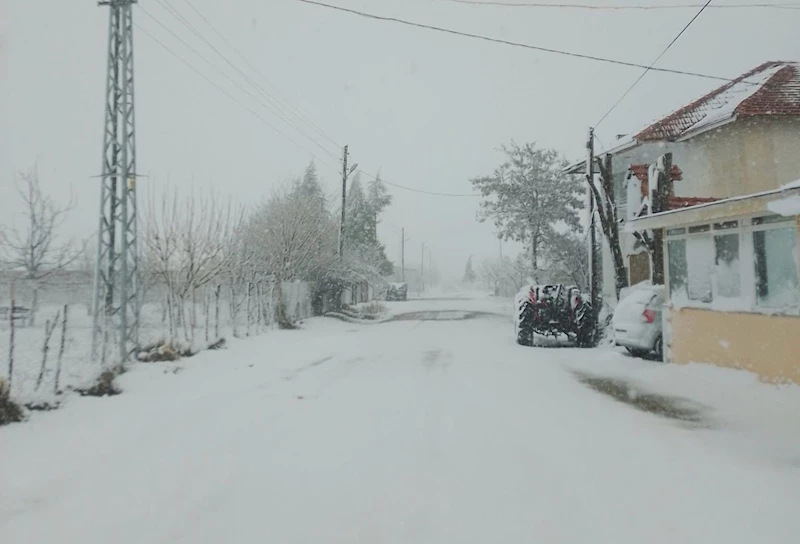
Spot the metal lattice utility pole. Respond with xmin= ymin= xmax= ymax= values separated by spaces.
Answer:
xmin=92 ymin=0 xmax=139 ymax=364
xmin=338 ymin=145 xmax=349 ymax=257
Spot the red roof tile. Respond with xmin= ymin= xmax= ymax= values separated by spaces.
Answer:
xmin=635 ymin=61 xmax=800 ymax=142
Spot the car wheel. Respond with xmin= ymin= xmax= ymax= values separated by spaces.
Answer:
xmin=625 ymin=347 xmax=647 ymax=358
xmin=653 ymin=335 xmax=664 ymax=362
xmin=517 ymin=326 xmax=533 ymax=347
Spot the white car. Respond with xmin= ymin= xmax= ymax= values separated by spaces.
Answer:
xmin=612 ymin=284 xmax=665 ymax=360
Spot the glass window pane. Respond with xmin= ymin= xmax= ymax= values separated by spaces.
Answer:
xmin=754 ymin=228 xmax=800 ymax=308
xmin=714 ymin=233 xmax=740 ymax=298
xmin=668 ymin=239 xmax=687 ymax=297
xmin=687 ymin=236 xmax=714 ymax=302
xmin=689 ymin=224 xmax=710 ymax=234
xmin=753 ymin=215 xmax=794 ymax=226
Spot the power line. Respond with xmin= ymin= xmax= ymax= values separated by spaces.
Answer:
xmin=137 ymin=24 xmax=475 ymax=197
xmin=295 ymin=0 xmax=744 ymax=83
xmin=363 ymin=170 xmax=480 ymax=197
xmin=179 ymin=0 xmax=342 ymax=150
xmin=595 ymin=0 xmax=713 ymax=128
xmin=151 ymin=0 xmax=342 ymax=162
xmin=135 ymin=23 xmax=342 ymax=175
xmin=441 ymin=0 xmax=800 ymax=10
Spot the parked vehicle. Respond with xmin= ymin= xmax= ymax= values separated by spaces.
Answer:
xmin=386 ymin=282 xmax=408 ymax=301
xmin=515 ymin=284 xmax=595 ymax=347
xmin=612 ymin=284 xmax=665 ymax=360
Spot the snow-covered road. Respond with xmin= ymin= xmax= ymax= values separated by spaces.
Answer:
xmin=2 ymin=296 xmax=800 ymax=543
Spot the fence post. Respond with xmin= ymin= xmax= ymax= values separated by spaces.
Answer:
xmin=35 ymin=311 xmax=60 ymax=391
xmin=214 ymin=284 xmax=221 ymax=340
xmin=7 ymin=288 xmax=15 ymax=391
xmin=54 ymin=305 xmax=68 ymax=395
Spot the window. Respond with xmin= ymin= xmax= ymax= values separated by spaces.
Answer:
xmin=668 ymin=239 xmax=687 ymax=297
xmin=686 ymin=236 xmax=714 ymax=302
xmin=714 ymin=233 xmax=740 ymax=298
xmin=753 ymin=227 xmax=800 ymax=308
xmin=614 ymin=171 xmax=627 ymax=221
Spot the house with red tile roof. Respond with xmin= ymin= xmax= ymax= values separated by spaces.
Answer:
xmin=571 ymin=61 xmax=800 ymax=382
xmin=568 ymin=61 xmax=800 ymax=297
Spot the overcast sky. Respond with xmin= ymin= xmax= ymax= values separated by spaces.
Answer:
xmin=2 ymin=0 xmax=799 ymax=278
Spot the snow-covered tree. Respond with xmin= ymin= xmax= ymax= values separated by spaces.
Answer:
xmin=471 ymin=142 xmax=584 ymax=282
xmin=542 ymin=231 xmax=589 ymax=290
xmin=463 ymin=256 xmax=477 ymax=283
xmin=344 ymin=173 xmax=393 ymax=276
xmin=246 ymin=183 xmax=336 ymax=326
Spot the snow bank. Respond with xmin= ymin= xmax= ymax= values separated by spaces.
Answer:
xmin=782 ymin=178 xmax=800 ymax=190
xmin=768 ymin=194 xmax=800 ymax=216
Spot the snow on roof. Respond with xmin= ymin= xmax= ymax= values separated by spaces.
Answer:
xmin=636 ymin=61 xmax=800 ymax=142
xmin=767 ymin=195 xmax=800 ymax=217
xmin=783 ymin=179 xmax=800 ymax=190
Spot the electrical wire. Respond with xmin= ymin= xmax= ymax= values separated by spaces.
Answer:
xmin=441 ymin=0 xmax=800 ymax=10
xmin=362 ymin=170 xmax=481 ymax=197
xmin=594 ymin=0 xmax=713 ymax=129
xmin=134 ymin=23 xmax=343 ymax=175
xmin=179 ymin=0 xmax=342 ymax=150
xmin=295 ymin=0 xmax=745 ymax=83
xmin=151 ymin=0 xmax=342 ymax=162
xmin=137 ymin=23 xmax=477 ymax=197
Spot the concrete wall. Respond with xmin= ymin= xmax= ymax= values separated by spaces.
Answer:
xmin=670 ymin=307 xmax=800 ymax=384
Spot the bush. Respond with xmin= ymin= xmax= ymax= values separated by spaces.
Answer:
xmin=360 ymin=301 xmax=387 ymax=317
xmin=0 ymin=378 xmax=25 ymax=425
xmin=77 ymin=369 xmax=121 ymax=397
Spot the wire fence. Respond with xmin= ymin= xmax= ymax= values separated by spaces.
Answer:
xmin=1 ymin=274 xmax=314 ymax=407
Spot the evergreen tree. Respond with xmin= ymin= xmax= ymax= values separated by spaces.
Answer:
xmin=298 ymin=161 xmax=326 ymax=212
xmin=366 ymin=171 xmax=392 ymax=240
xmin=344 ymin=172 xmax=394 ymax=276
xmin=463 ymin=256 xmax=477 ymax=283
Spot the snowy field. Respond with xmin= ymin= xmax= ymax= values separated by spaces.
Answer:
xmin=2 ymin=294 xmax=800 ymax=543
xmin=1 ymin=282 xmax=312 ymax=406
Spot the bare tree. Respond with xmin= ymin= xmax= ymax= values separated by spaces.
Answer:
xmin=0 ymin=168 xmax=81 ymax=324
xmin=142 ymin=184 xmax=243 ymax=343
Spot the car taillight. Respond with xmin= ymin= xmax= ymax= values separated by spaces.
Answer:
xmin=642 ymin=308 xmax=656 ymax=324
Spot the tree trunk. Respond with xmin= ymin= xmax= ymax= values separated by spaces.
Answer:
xmin=29 ymin=283 xmax=40 ymax=327
xmin=275 ymin=280 xmax=291 ymax=329
xmin=651 ymin=153 xmax=672 ymax=285
xmin=593 ymin=156 xmax=629 ymax=299
xmin=530 ymin=228 xmax=539 ymax=283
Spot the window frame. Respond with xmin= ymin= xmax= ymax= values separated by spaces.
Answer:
xmin=664 ymin=215 xmax=800 ymax=314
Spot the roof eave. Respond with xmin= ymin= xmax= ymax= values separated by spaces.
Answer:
xmin=625 ymin=185 xmax=800 ymax=230
xmin=562 ymin=137 xmax=640 ymax=175
xmin=674 ymin=113 xmax=739 ymax=143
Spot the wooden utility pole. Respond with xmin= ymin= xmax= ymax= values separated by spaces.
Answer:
xmin=401 ymin=227 xmax=405 ymax=282
xmin=338 ymin=145 xmax=349 ymax=257
xmin=586 ymin=128 xmax=600 ymax=311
